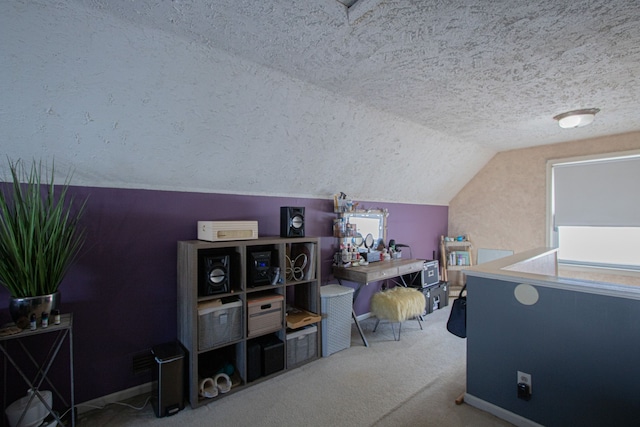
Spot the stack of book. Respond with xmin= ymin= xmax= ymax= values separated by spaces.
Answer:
xmin=449 ymin=250 xmax=470 ymax=266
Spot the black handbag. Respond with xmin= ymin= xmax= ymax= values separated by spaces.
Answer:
xmin=446 ymin=285 xmax=467 ymax=338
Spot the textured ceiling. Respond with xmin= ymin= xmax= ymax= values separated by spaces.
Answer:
xmin=4 ymin=1 xmax=640 ymax=206
xmin=86 ymin=0 xmax=640 ymax=151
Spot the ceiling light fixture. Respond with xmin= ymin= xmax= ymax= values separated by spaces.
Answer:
xmin=553 ymin=108 xmax=600 ymax=129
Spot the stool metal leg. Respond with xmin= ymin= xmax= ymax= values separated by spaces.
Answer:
xmin=374 ymin=319 xmax=400 ymax=340
xmin=373 ymin=318 xmax=381 ymax=332
xmin=352 ymin=309 xmax=369 ymax=347
xmin=390 ymin=322 xmax=397 ymax=341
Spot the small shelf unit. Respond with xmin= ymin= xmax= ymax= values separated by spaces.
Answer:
xmin=440 ymin=236 xmax=473 ymax=296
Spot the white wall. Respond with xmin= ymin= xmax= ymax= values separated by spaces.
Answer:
xmin=0 ymin=1 xmax=493 ymax=205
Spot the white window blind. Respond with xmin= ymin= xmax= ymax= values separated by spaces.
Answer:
xmin=553 ymin=155 xmax=640 ymax=227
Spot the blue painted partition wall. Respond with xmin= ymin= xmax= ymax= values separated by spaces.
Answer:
xmin=466 ymin=276 xmax=640 ymax=426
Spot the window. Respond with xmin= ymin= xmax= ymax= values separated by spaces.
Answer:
xmin=557 ymin=226 xmax=640 ymax=270
xmin=548 ymin=150 xmax=640 ymax=271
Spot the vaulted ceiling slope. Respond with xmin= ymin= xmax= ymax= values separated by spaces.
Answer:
xmin=86 ymin=0 xmax=640 ymax=149
xmin=2 ymin=1 xmax=640 ymax=205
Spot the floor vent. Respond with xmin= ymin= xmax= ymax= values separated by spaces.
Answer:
xmin=132 ymin=351 xmax=154 ymax=374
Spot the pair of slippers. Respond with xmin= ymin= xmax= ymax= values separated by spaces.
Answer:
xmin=199 ymin=373 xmax=232 ymax=398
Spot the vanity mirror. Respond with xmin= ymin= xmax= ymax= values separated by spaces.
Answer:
xmin=340 ymin=210 xmax=387 ymax=250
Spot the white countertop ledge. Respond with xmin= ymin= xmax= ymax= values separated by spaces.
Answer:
xmin=463 ymin=247 xmax=640 ymax=301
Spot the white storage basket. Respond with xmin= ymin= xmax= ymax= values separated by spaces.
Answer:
xmin=320 ymin=284 xmax=354 ymax=357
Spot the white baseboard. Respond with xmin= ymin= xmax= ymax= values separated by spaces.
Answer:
xmin=77 ymin=313 xmax=371 ymax=415
xmin=356 ymin=312 xmax=373 ymax=322
xmin=76 ymin=382 xmax=152 ymax=414
xmin=464 ymin=393 xmax=544 ymax=427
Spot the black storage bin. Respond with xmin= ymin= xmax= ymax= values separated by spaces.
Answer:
xmin=424 ymin=282 xmax=449 ymax=313
xmin=422 ymin=260 xmax=440 ymax=287
xmin=261 ymin=336 xmax=284 ymax=376
xmin=415 ymin=282 xmax=449 ymax=315
xmin=247 ymin=334 xmax=284 ymax=381
xmin=152 ymin=342 xmax=185 ymax=417
xmin=416 ymin=287 xmax=429 ymax=316
xmin=247 ymin=340 xmax=262 ymax=382
xmin=405 ymin=260 xmax=439 ymax=288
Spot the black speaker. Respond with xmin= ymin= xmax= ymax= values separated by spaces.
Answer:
xmin=280 ymin=206 xmax=305 ymax=237
xmin=199 ymin=254 xmax=230 ymax=296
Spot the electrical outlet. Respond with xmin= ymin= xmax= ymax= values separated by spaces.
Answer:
xmin=517 ymin=371 xmax=532 ymax=392
xmin=517 ymin=371 xmax=532 ymax=401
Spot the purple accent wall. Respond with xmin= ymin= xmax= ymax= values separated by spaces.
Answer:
xmin=344 ymin=203 xmax=449 ymax=315
xmin=0 ymin=185 xmax=447 ymax=404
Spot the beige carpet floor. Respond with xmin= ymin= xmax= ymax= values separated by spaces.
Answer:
xmin=76 ymin=303 xmax=513 ymax=426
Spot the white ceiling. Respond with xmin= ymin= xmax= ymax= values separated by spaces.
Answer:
xmin=87 ymin=0 xmax=640 ymax=151
xmin=3 ymin=1 xmax=640 ymax=206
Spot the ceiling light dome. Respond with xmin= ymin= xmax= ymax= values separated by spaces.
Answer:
xmin=553 ymin=108 xmax=600 ymax=129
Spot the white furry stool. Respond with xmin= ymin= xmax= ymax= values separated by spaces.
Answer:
xmin=371 ymin=286 xmax=425 ymax=341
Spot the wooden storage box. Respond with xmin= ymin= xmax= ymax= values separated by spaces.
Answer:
xmin=247 ymin=294 xmax=284 ymax=337
xmin=198 ymin=298 xmax=243 ymax=350
xmin=197 ymin=221 xmax=258 ymax=242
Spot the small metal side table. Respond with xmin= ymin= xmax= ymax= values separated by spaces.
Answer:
xmin=1 ymin=313 xmax=74 ymax=427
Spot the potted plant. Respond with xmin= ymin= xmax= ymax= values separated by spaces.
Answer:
xmin=0 ymin=158 xmax=87 ymax=328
